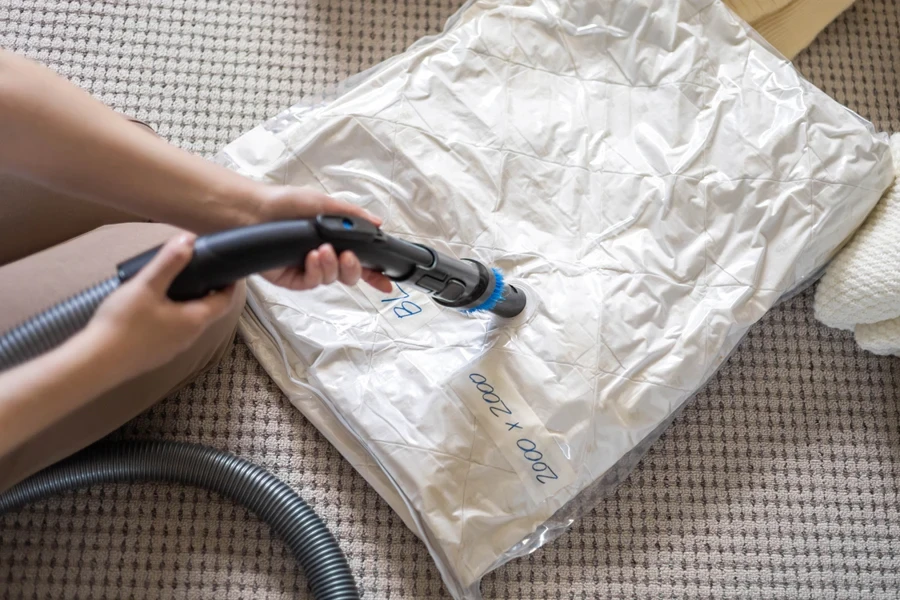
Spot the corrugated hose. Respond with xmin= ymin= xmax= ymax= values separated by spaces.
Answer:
xmin=0 ymin=280 xmax=360 ymax=600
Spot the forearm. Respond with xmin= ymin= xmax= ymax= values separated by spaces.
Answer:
xmin=0 ymin=49 xmax=266 ymax=233
xmin=0 ymin=328 xmax=130 ymax=460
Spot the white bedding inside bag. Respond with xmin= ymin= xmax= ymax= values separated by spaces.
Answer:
xmin=217 ymin=0 xmax=894 ymax=597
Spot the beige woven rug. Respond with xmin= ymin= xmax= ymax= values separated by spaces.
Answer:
xmin=2 ymin=1 xmax=899 ymax=598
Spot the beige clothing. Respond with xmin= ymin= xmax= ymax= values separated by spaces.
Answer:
xmin=726 ymin=0 xmax=856 ymax=58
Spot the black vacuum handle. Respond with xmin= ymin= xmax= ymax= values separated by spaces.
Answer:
xmin=116 ymin=214 xmax=481 ymax=303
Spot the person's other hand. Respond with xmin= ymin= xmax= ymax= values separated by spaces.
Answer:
xmin=256 ymin=186 xmax=393 ymax=293
xmin=88 ymin=234 xmax=240 ymax=378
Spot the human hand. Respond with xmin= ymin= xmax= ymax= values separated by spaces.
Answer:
xmin=88 ymin=234 xmax=240 ymax=378
xmin=255 ymin=185 xmax=393 ymax=293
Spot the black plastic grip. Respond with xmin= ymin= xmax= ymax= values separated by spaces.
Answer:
xmin=117 ymin=215 xmax=441 ymax=301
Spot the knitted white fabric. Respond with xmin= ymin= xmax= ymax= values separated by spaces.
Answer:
xmin=814 ymin=133 xmax=900 ymax=354
xmin=856 ymin=318 xmax=900 ymax=355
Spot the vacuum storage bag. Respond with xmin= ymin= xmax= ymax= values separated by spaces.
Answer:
xmin=217 ymin=0 xmax=894 ymax=596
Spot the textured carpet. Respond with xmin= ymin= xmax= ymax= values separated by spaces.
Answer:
xmin=1 ymin=0 xmax=900 ymax=599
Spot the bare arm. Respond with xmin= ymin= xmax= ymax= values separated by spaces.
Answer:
xmin=0 ymin=49 xmax=266 ymax=233
xmin=0 ymin=49 xmax=391 ymax=292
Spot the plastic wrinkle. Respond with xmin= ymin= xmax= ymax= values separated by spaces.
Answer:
xmin=218 ymin=0 xmax=894 ymax=598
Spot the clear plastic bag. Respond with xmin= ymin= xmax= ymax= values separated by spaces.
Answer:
xmin=217 ymin=1 xmax=894 ymax=597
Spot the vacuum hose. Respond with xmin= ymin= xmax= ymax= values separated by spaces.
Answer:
xmin=0 ymin=214 xmax=527 ymax=597
xmin=0 ymin=276 xmax=121 ymax=372
xmin=0 ymin=440 xmax=359 ymax=600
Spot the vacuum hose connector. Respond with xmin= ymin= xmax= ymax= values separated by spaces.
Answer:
xmin=116 ymin=214 xmax=526 ymax=316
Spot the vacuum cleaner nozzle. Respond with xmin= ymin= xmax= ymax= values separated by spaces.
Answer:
xmin=313 ymin=214 xmax=526 ymax=319
xmin=113 ymin=214 xmax=527 ymax=319
xmin=392 ymin=234 xmax=525 ymax=319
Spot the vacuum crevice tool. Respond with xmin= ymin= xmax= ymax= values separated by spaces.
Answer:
xmin=116 ymin=213 xmax=528 ymax=319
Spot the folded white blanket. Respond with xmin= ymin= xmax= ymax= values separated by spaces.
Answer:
xmin=815 ymin=134 xmax=900 ymax=355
